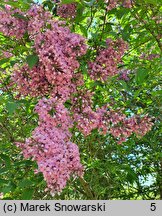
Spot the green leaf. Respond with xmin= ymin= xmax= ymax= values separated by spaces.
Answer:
xmin=2 ymin=182 xmax=16 ymax=194
xmin=2 ymin=197 xmax=13 ymax=200
xmin=0 ymin=178 xmax=9 ymax=184
xmin=18 ymin=179 xmax=34 ymax=188
xmin=118 ymin=80 xmax=128 ymax=90
xmin=0 ymin=58 xmax=10 ymax=66
xmin=0 ymin=154 xmax=11 ymax=168
xmin=0 ymin=167 xmax=8 ymax=174
xmin=116 ymin=7 xmax=130 ymax=19
xmin=0 ymin=4 xmax=5 ymax=9
xmin=0 ymin=95 xmax=5 ymax=104
xmin=12 ymin=13 xmax=28 ymax=21
xmin=105 ymin=23 xmax=113 ymax=33
xmin=136 ymin=68 xmax=148 ymax=84
xmin=126 ymin=169 xmax=137 ymax=184
xmin=79 ymin=25 xmax=88 ymax=37
xmin=6 ymin=101 xmax=19 ymax=115
xmin=13 ymin=45 xmax=29 ymax=54
xmin=21 ymin=188 xmax=34 ymax=200
xmin=26 ymin=55 xmax=39 ymax=69
xmin=13 ymin=160 xmax=32 ymax=167
xmin=61 ymin=0 xmax=77 ymax=4
xmin=1 ymin=0 xmax=32 ymax=10
xmin=144 ymin=0 xmax=162 ymax=5
xmin=151 ymin=90 xmax=162 ymax=96
xmin=43 ymin=0 xmax=54 ymax=11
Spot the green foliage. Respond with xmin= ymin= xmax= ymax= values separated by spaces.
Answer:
xmin=26 ymin=55 xmax=39 ymax=69
xmin=0 ymin=0 xmax=33 ymax=10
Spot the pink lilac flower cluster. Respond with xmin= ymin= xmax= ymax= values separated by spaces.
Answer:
xmin=70 ymin=90 xmax=151 ymax=143
xmin=70 ymin=89 xmax=153 ymax=140
xmin=71 ymin=95 xmax=153 ymax=143
xmin=16 ymin=124 xmax=83 ymax=194
xmin=9 ymin=5 xmax=87 ymax=99
xmin=71 ymin=89 xmax=99 ymax=136
xmin=109 ymin=114 xmax=153 ymax=144
xmin=88 ymin=38 xmax=128 ymax=82
xmin=118 ymin=69 xmax=130 ymax=81
xmin=27 ymin=5 xmax=52 ymax=36
xmin=90 ymin=107 xmax=153 ymax=144
xmin=0 ymin=5 xmax=27 ymax=39
xmin=75 ymin=107 xmax=99 ymax=136
xmin=12 ymin=64 xmax=52 ymax=97
xmin=0 ymin=5 xmax=86 ymax=194
xmin=0 ymin=50 xmax=13 ymax=58
xmin=105 ymin=0 xmax=132 ymax=10
xmin=57 ymin=3 xmax=77 ymax=19
xmin=33 ymin=24 xmax=86 ymax=100
xmin=34 ymin=97 xmax=73 ymax=131
xmin=140 ymin=53 xmax=160 ymax=61
xmin=16 ymin=97 xmax=83 ymax=194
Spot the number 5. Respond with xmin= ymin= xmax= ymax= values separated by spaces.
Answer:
xmin=150 ymin=203 xmax=156 ymax=211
